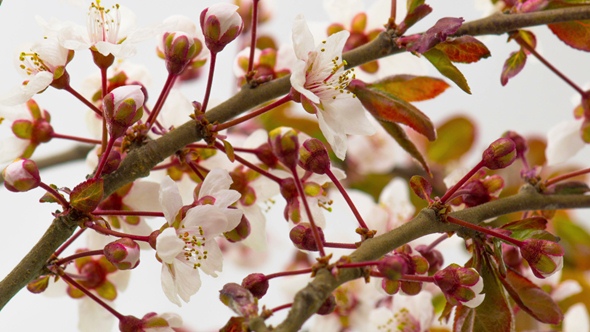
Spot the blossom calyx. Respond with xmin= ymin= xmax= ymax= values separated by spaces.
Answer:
xmin=103 ymin=85 xmax=145 ymax=138
xmin=200 ymin=3 xmax=243 ymax=53
xmin=269 ymin=127 xmax=299 ymax=169
xmin=434 ymin=264 xmax=485 ymax=308
xmin=378 ymin=254 xmax=410 ymax=281
xmin=224 ymin=214 xmax=251 ymax=242
xmin=241 ymin=273 xmax=269 ymax=299
xmin=3 ymin=159 xmax=41 ymax=192
xmin=219 ymin=283 xmax=258 ymax=317
xmin=119 ymin=312 xmax=182 ymax=332
xmin=299 ymin=138 xmax=331 ymax=174
xmin=415 ymin=245 xmax=444 ymax=275
xmin=104 ymin=238 xmax=140 ymax=270
xmin=289 ymin=223 xmax=325 ymax=251
xmin=520 ymin=239 xmax=564 ymax=278
xmin=482 ymin=137 xmax=517 ymax=170
xmin=162 ymin=32 xmax=200 ymax=75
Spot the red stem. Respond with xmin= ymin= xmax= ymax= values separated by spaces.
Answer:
xmin=440 ymin=160 xmax=484 ymax=203
xmin=53 ymin=249 xmax=104 ymax=266
xmin=146 ymin=72 xmax=177 ymax=128
xmin=323 ymin=242 xmax=357 ymax=249
xmin=39 ymin=182 xmax=70 ymax=208
xmin=424 ymin=233 xmax=449 ymax=252
xmin=545 ymin=167 xmax=590 ymax=187
xmin=52 ymin=132 xmax=102 ymax=145
xmin=64 ymin=85 xmax=102 ymax=116
xmin=86 ymin=222 xmax=151 ymax=243
xmin=54 ymin=228 xmax=86 ymax=257
xmin=247 ymin=0 xmax=260 ymax=74
xmin=93 ymin=210 xmax=164 ymax=217
xmin=59 ymin=272 xmax=124 ymax=320
xmin=200 ymin=52 xmax=217 ymax=113
xmin=271 ymin=303 xmax=293 ymax=313
xmin=93 ymin=136 xmax=116 ymax=179
xmin=214 ymin=94 xmax=292 ymax=131
xmin=214 ymin=141 xmax=283 ymax=184
xmin=265 ymin=267 xmax=313 ymax=280
xmin=446 ymin=216 xmax=523 ymax=246
xmin=326 ymin=169 xmax=369 ymax=230
xmin=291 ymin=167 xmax=326 ymax=257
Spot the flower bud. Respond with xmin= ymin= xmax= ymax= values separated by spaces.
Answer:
xmin=241 ymin=273 xmax=269 ymax=299
xmin=377 ymin=254 xmax=410 ymax=281
xmin=224 ymin=215 xmax=251 ymax=242
xmin=434 ymin=264 xmax=485 ymax=308
xmin=299 ymin=138 xmax=331 ymax=174
xmin=502 ymin=131 xmax=527 ymax=158
xmin=482 ymin=137 xmax=517 ymax=170
xmin=317 ymin=294 xmax=337 ymax=315
xmin=519 ymin=239 xmax=564 ymax=278
xmin=289 ymin=223 xmax=325 ymax=251
xmin=200 ymin=3 xmax=244 ymax=53
xmin=254 ymin=142 xmax=279 ymax=168
xmin=103 ymin=85 xmax=145 ymax=139
xmin=3 ymin=159 xmax=41 ymax=192
xmin=219 ymin=283 xmax=258 ymax=317
xmin=381 ymin=279 xmax=400 ymax=295
xmin=415 ymin=245 xmax=444 ymax=275
xmin=162 ymin=31 xmax=199 ymax=75
xmin=104 ymin=238 xmax=140 ymax=270
xmin=269 ymin=127 xmax=299 ymax=169
xmin=27 ymin=275 xmax=50 ymax=294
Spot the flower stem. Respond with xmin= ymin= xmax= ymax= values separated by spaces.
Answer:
xmin=271 ymin=303 xmax=292 ymax=314
xmin=146 ymin=73 xmax=177 ymax=129
xmin=545 ymin=167 xmax=590 ymax=187
xmin=326 ymin=169 xmax=369 ymax=230
xmin=100 ymin=68 xmax=109 ymax=156
xmin=446 ymin=216 xmax=523 ymax=246
xmin=214 ymin=94 xmax=292 ymax=131
xmin=399 ymin=274 xmax=435 ymax=283
xmin=64 ymin=85 xmax=102 ymax=116
xmin=214 ymin=141 xmax=283 ymax=183
xmin=54 ymin=228 xmax=86 ymax=257
xmin=59 ymin=272 xmax=124 ymax=320
xmin=39 ymin=182 xmax=70 ymax=209
xmin=323 ymin=242 xmax=357 ymax=249
xmin=291 ymin=167 xmax=326 ymax=257
xmin=265 ymin=268 xmax=313 ymax=280
xmin=85 ymin=222 xmax=151 ymax=242
xmin=247 ymin=0 xmax=260 ymax=74
xmin=514 ymin=34 xmax=585 ymax=96
xmin=53 ymin=249 xmax=104 ymax=267
xmin=200 ymin=52 xmax=217 ymax=114
xmin=93 ymin=210 xmax=164 ymax=217
xmin=424 ymin=233 xmax=449 ymax=252
xmin=440 ymin=160 xmax=484 ymax=203
xmin=52 ymin=133 xmax=102 ymax=145
xmin=93 ymin=136 xmax=116 ymax=179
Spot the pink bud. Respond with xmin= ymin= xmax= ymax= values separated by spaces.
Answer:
xmin=377 ymin=254 xmax=410 ymax=281
xmin=269 ymin=127 xmax=300 ymax=169
xmin=299 ymin=138 xmax=331 ymax=174
xmin=520 ymin=239 xmax=564 ymax=278
xmin=219 ymin=283 xmax=258 ymax=317
xmin=3 ymin=159 xmax=41 ymax=192
xmin=241 ymin=273 xmax=269 ymax=299
xmin=482 ymin=137 xmax=517 ymax=170
xmin=415 ymin=245 xmax=444 ymax=275
xmin=200 ymin=3 xmax=244 ymax=53
xmin=224 ymin=215 xmax=251 ymax=242
xmin=104 ymin=238 xmax=140 ymax=270
xmin=289 ymin=223 xmax=325 ymax=251
xmin=162 ymin=31 xmax=200 ymax=75
xmin=103 ymin=85 xmax=145 ymax=139
xmin=434 ymin=264 xmax=485 ymax=308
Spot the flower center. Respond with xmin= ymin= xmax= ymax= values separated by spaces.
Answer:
xmin=88 ymin=1 xmax=121 ymax=44
xmin=19 ymin=52 xmax=50 ymax=75
xmin=178 ymin=226 xmax=209 ymax=269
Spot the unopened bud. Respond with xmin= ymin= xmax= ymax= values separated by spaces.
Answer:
xmin=377 ymin=254 xmax=409 ymax=281
xmin=241 ymin=273 xmax=269 ymax=299
xmin=163 ymin=31 xmax=199 ymax=75
xmin=3 ymin=159 xmax=41 ymax=192
xmin=299 ymin=138 xmax=331 ymax=174
xmin=502 ymin=131 xmax=527 ymax=157
xmin=289 ymin=223 xmax=325 ymax=251
xmin=482 ymin=137 xmax=516 ymax=170
xmin=254 ymin=142 xmax=279 ymax=168
xmin=104 ymin=238 xmax=140 ymax=270
xmin=200 ymin=3 xmax=244 ymax=53
xmin=219 ymin=283 xmax=258 ymax=317
xmin=415 ymin=245 xmax=444 ymax=275
xmin=103 ymin=85 xmax=145 ymax=139
xmin=519 ymin=239 xmax=564 ymax=278
xmin=381 ymin=279 xmax=400 ymax=295
xmin=269 ymin=128 xmax=299 ymax=169
xmin=434 ymin=264 xmax=484 ymax=308
xmin=224 ymin=215 xmax=251 ymax=242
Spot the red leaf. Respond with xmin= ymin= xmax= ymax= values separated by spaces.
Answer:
xmin=501 ymin=216 xmax=547 ymax=231
xmin=548 ymin=19 xmax=590 ymax=51
xmin=499 ymin=268 xmax=563 ymax=324
xmin=369 ymin=75 xmax=450 ymax=102
xmin=348 ymin=79 xmax=436 ymax=141
xmin=500 ymin=49 xmax=527 ymax=86
xmin=407 ymin=17 xmax=465 ymax=53
xmin=379 ymin=121 xmax=431 ymax=174
xmin=409 ymin=175 xmax=432 ymax=201
xmin=423 ymin=48 xmax=471 ymax=94
xmin=70 ymin=178 xmax=104 ymax=213
xmin=435 ymin=36 xmax=491 ymax=63
xmin=426 ymin=116 xmax=476 ymax=165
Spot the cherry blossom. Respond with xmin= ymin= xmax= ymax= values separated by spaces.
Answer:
xmin=156 ymin=169 xmax=242 ymax=306
xmin=367 ymin=292 xmax=434 ymax=332
xmin=290 ymin=15 xmax=375 ymax=160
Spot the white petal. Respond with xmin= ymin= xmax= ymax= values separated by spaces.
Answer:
xmin=0 ymin=72 xmax=53 ymax=105
xmin=241 ymin=205 xmax=267 ymax=251
xmin=199 ymin=168 xmax=233 ymax=199
xmin=159 ymin=176 xmax=183 ymax=225
xmin=174 ymin=260 xmax=202 ymax=303
xmin=183 ymin=205 xmax=228 ymax=235
xmin=213 ymin=189 xmax=241 ymax=209
xmin=317 ymin=109 xmax=348 ymax=160
xmin=160 ymin=264 xmax=182 ymax=306
xmin=553 ymin=280 xmax=582 ymax=302
xmin=292 ymin=15 xmax=315 ymax=60
xmin=546 ymin=120 xmax=585 ymax=166
xmin=197 ymin=240 xmax=223 ymax=277
xmin=156 ymin=228 xmax=184 ymax=263
xmin=78 ymin=298 xmax=115 ymax=332
xmin=124 ymin=181 xmax=162 ymax=212
xmin=564 ymin=303 xmax=590 ymax=332
xmin=322 ymin=97 xmax=376 ymax=136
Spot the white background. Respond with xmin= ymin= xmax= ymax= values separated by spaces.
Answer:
xmin=0 ymin=0 xmax=589 ymax=331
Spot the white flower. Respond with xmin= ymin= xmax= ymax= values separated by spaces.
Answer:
xmin=290 ymin=15 xmax=375 ymax=160
xmin=545 ymin=119 xmax=585 ymax=166
xmin=200 ymin=3 xmax=244 ymax=52
xmin=366 ymin=178 xmax=415 ymax=235
xmin=367 ymin=292 xmax=434 ymax=332
xmin=0 ymin=38 xmax=71 ymax=105
xmin=564 ymin=303 xmax=590 ymax=332
xmin=0 ymin=104 xmax=32 ymax=168
xmin=156 ymin=169 xmax=242 ymax=306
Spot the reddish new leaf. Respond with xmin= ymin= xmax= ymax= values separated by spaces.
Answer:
xmin=379 ymin=121 xmax=431 ymax=174
xmin=500 ymin=49 xmax=527 ymax=86
xmin=435 ymin=36 xmax=491 ymax=63
xmin=407 ymin=17 xmax=465 ymax=53
xmin=548 ymin=19 xmax=590 ymax=51
xmin=348 ymin=79 xmax=436 ymax=141
xmin=409 ymin=175 xmax=432 ymax=201
xmin=398 ymin=4 xmax=432 ymax=34
xmin=426 ymin=116 xmax=475 ymax=165
xmin=70 ymin=178 xmax=104 ymax=213
xmin=423 ymin=48 xmax=471 ymax=94
xmin=501 ymin=216 xmax=547 ymax=231
xmin=369 ymin=75 xmax=450 ymax=102
xmin=499 ymin=268 xmax=563 ymax=324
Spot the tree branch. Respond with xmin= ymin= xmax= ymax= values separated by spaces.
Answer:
xmin=1 ymin=5 xmax=589 ymax=315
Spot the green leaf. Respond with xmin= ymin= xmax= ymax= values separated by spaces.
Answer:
xmin=548 ymin=19 xmax=590 ymax=51
xmin=11 ymin=120 xmax=33 ymax=139
xmin=455 ymin=255 xmax=514 ymax=332
xmin=409 ymin=175 xmax=432 ymax=201
xmin=423 ymin=48 xmax=471 ymax=93
xmin=369 ymin=75 xmax=450 ymax=102
xmin=499 ymin=268 xmax=563 ymax=324
xmin=426 ymin=116 xmax=475 ymax=165
xmin=435 ymin=36 xmax=491 ymax=63
xmin=348 ymin=79 xmax=436 ymax=141
xmin=500 ymin=49 xmax=527 ymax=86
xmin=379 ymin=121 xmax=430 ymax=174
xmin=70 ymin=178 xmax=104 ymax=213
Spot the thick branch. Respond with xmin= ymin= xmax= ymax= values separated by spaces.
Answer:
xmin=1 ymin=5 xmax=590 ymax=313
xmin=271 ymin=186 xmax=590 ymax=331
